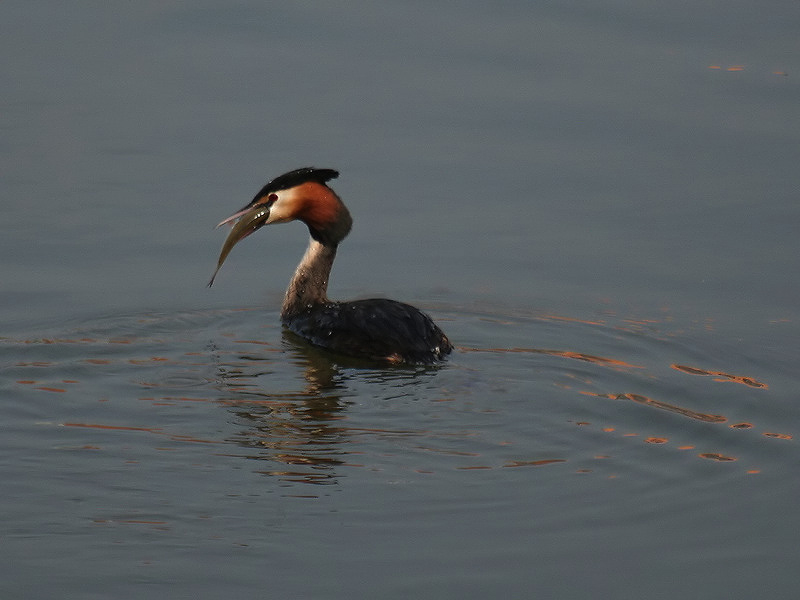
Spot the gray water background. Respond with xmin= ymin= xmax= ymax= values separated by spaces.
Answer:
xmin=2 ymin=2 xmax=799 ymax=598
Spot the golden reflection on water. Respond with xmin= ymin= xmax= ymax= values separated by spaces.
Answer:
xmin=465 ymin=342 xmax=791 ymax=472
xmin=460 ymin=346 xmax=644 ymax=370
xmin=7 ymin=308 xmax=795 ymax=487
xmin=671 ymin=364 xmax=768 ymax=389
xmin=590 ymin=392 xmax=726 ymax=423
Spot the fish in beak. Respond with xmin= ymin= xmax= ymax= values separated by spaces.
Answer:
xmin=207 ymin=200 xmax=272 ymax=287
xmin=207 ymin=167 xmax=342 ymax=287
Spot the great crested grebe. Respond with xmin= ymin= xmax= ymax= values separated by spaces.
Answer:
xmin=209 ymin=167 xmax=452 ymax=364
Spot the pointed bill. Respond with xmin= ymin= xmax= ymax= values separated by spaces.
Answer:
xmin=207 ymin=205 xmax=271 ymax=286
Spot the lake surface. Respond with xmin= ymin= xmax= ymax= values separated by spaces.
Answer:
xmin=2 ymin=2 xmax=799 ymax=598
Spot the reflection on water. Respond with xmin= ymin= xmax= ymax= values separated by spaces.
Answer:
xmin=458 ymin=339 xmax=790 ymax=470
xmin=4 ymin=306 xmax=794 ymax=487
xmin=590 ymin=392 xmax=726 ymax=423
xmin=671 ymin=364 xmax=768 ymax=389
xmin=2 ymin=303 xmax=798 ymax=600
xmin=3 ymin=0 xmax=799 ymax=593
xmin=214 ymin=331 xmax=449 ymax=485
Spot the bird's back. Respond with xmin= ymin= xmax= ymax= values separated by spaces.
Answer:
xmin=283 ymin=298 xmax=452 ymax=364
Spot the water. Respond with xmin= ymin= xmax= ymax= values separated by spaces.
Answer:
xmin=2 ymin=2 xmax=799 ymax=598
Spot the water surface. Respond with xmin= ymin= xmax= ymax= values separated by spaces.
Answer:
xmin=2 ymin=1 xmax=799 ymax=598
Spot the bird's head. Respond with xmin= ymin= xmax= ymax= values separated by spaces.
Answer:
xmin=208 ymin=167 xmax=352 ymax=286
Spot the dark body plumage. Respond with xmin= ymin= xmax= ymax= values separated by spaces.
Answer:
xmin=211 ymin=167 xmax=453 ymax=364
xmin=285 ymin=298 xmax=452 ymax=364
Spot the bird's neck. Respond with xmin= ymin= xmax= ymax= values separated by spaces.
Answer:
xmin=281 ymin=238 xmax=337 ymax=319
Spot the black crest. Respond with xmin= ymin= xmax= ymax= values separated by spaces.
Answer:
xmin=253 ymin=167 xmax=339 ymax=200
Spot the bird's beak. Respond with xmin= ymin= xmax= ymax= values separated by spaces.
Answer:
xmin=207 ymin=201 xmax=271 ymax=287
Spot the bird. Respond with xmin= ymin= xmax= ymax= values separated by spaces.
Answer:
xmin=208 ymin=167 xmax=453 ymax=364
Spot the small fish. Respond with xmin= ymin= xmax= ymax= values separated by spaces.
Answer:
xmin=207 ymin=206 xmax=270 ymax=286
